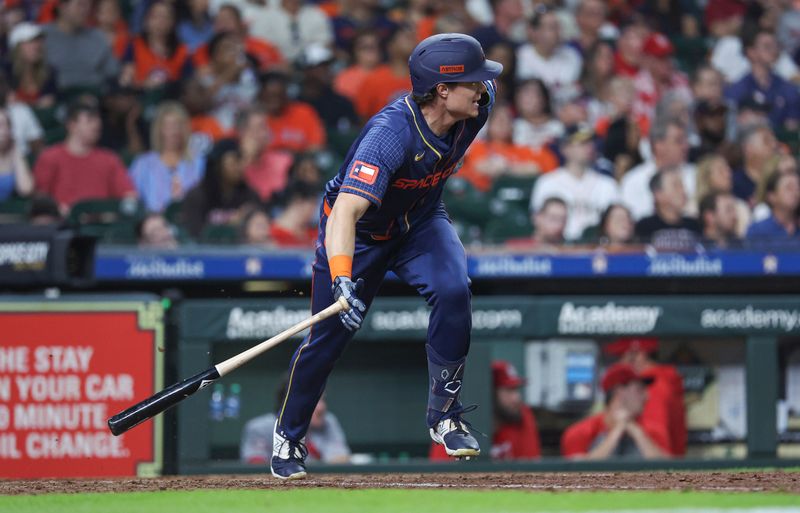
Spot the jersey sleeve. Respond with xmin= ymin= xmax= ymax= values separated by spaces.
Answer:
xmin=339 ymin=125 xmax=406 ymax=206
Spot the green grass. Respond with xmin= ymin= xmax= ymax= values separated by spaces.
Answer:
xmin=1 ymin=489 xmax=798 ymax=513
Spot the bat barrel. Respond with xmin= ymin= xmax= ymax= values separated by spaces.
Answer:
xmin=107 ymin=367 xmax=221 ymax=436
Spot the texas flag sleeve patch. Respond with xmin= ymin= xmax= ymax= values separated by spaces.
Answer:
xmin=349 ymin=160 xmax=380 ymax=185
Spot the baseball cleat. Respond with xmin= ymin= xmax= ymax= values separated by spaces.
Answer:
xmin=430 ymin=416 xmax=481 ymax=458
xmin=271 ymin=426 xmax=308 ymax=480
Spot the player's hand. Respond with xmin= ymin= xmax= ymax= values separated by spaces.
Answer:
xmin=332 ymin=277 xmax=366 ymax=331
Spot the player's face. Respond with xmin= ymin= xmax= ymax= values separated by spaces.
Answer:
xmin=446 ymin=82 xmax=486 ymax=120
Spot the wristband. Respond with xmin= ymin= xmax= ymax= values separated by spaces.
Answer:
xmin=328 ymin=254 xmax=353 ymax=279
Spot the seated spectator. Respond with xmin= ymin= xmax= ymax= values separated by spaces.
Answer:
xmin=129 ymin=102 xmax=204 ymax=213
xmin=614 ymin=21 xmax=646 ymax=78
xmin=333 ymin=29 xmax=383 ymax=103
xmin=431 ymin=360 xmax=540 ymax=461
xmin=180 ymin=76 xmax=230 ymax=157
xmin=240 ymin=377 xmax=350 ymax=464
xmin=0 ymin=73 xmax=44 ymax=158
xmin=560 ymin=363 xmax=670 ymax=460
xmin=745 ymin=170 xmax=800 ymax=244
xmin=699 ymin=192 xmax=741 ymax=248
xmin=269 ymin=182 xmax=319 ymax=248
xmin=635 ymin=167 xmax=701 ymax=249
xmin=181 ymin=138 xmax=260 ymax=237
xmin=724 ymin=29 xmax=800 ymax=132
xmin=531 ymin=125 xmax=619 ymax=241
xmin=331 ymin=0 xmax=397 ymax=54
xmin=752 ymin=155 xmax=799 ymax=222
xmin=599 ymin=77 xmax=646 ymax=180
xmin=632 ymin=33 xmax=691 ymax=124
xmin=98 ymin=83 xmax=147 ymax=158
xmin=239 ymin=207 xmax=272 ymax=246
xmin=603 ymin=337 xmax=686 ymax=457
xmin=120 ymin=1 xmax=192 ymax=91
xmin=579 ymin=40 xmax=616 ymax=128
xmin=95 ymin=0 xmax=131 ymax=60
xmin=33 ymin=97 xmax=135 ymax=212
xmin=237 ymin=104 xmax=293 ymax=203
xmin=512 ymin=79 xmax=564 ymax=150
xmin=596 ymin=203 xmax=635 ymax=250
xmin=297 ymin=44 xmax=359 ymax=133
xmin=246 ymin=0 xmax=333 ymax=64
xmin=695 ymin=154 xmax=750 ymax=236
xmin=177 ymin=0 xmax=213 ymax=52
xmin=286 ymin=152 xmax=324 ymax=190
xmin=43 ymin=0 xmax=120 ymax=91
xmin=507 ymin=197 xmax=567 ymax=250
xmin=354 ymin=25 xmax=415 ymax=121
xmin=5 ymin=22 xmax=57 ymax=108
xmin=0 ymin=109 xmax=33 ymax=201
xmin=136 ymin=213 xmax=179 ymax=249
xmin=259 ymin=72 xmax=326 ymax=153
xmin=27 ymin=195 xmax=63 ymax=226
xmin=690 ymin=100 xmax=730 ymax=162
xmin=469 ymin=0 xmax=527 ymax=49
xmin=484 ymin=40 xmax=516 ymax=105
xmin=732 ymin=123 xmax=780 ymax=205
xmin=459 ymin=102 xmax=558 ymax=192
xmin=515 ymin=7 xmax=582 ymax=106
xmin=569 ymin=0 xmax=609 ymax=58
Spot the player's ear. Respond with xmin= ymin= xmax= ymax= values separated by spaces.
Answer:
xmin=436 ymin=83 xmax=449 ymax=100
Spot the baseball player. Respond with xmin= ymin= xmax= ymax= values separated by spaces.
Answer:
xmin=270 ymin=33 xmax=502 ymax=480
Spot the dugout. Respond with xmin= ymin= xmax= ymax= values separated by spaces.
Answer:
xmin=172 ymin=295 xmax=800 ymax=475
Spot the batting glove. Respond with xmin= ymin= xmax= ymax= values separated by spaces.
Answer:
xmin=332 ymin=277 xmax=366 ymax=332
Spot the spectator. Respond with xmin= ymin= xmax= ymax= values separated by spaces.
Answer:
xmin=259 ymin=71 xmax=326 ymax=153
xmin=27 ymin=195 xmax=62 ymax=226
xmin=560 ymin=362 xmax=670 ymax=460
xmin=269 ymin=181 xmax=319 ymax=247
xmin=512 ymin=78 xmax=563 ymax=150
xmin=33 ymin=97 xmax=135 ymax=212
xmin=237 ymin=104 xmax=293 ymax=203
xmin=177 ymin=0 xmax=213 ymax=52
xmin=0 ymin=73 xmax=43 ymax=158
xmin=621 ymin=118 xmax=695 ymax=220
xmin=333 ymin=29 xmax=382 ymax=103
xmin=354 ymin=25 xmax=415 ymax=121
xmin=597 ymin=203 xmax=635 ymax=250
xmin=724 ymin=29 xmax=800 ymax=132
xmin=180 ymin=76 xmax=229 ymax=157
xmin=600 ymin=77 xmax=646 ymax=180
xmin=181 ymin=138 xmax=260 ymax=237
xmin=5 ymin=22 xmax=57 ymax=108
xmin=0 ymin=109 xmax=33 ymax=201
xmin=579 ymin=40 xmax=616 ymax=127
xmin=569 ymin=0 xmax=609 ymax=58
xmin=632 ymin=33 xmax=692 ymax=124
xmin=699 ymin=191 xmax=740 ymax=248
xmin=635 ymin=167 xmax=701 ymax=249
xmin=732 ymin=122 xmax=779 ymax=205
xmin=531 ymin=124 xmax=619 ymax=241
xmin=286 ymin=152 xmax=323 ymax=190
xmin=42 ymin=0 xmax=119 ymax=91
xmin=613 ymin=21 xmax=646 ymax=78
xmin=515 ymin=6 xmax=582 ymax=106
xmin=98 ymin=83 xmax=147 ymax=158
xmin=470 ymin=0 xmax=527 ymax=49
xmin=199 ymin=31 xmax=259 ymax=132
xmin=95 ymin=0 xmax=131 ymax=60
xmin=240 ymin=377 xmax=350 ymax=464
xmin=458 ymin=102 xmax=558 ymax=192
xmin=691 ymin=100 xmax=729 ymax=161
xmin=297 ymin=43 xmax=359 ymax=134
xmin=507 ymin=196 xmax=567 ymax=250
xmin=485 ymin=40 xmax=517 ymax=104
xmin=752 ymin=155 xmax=800 ymax=222
xmin=695 ymin=153 xmax=750 ymax=236
xmin=120 ymin=1 xmax=191 ymax=91
xmin=129 ymin=102 xmax=204 ymax=213
xmin=431 ymin=360 xmax=541 ymax=461
xmin=746 ymin=170 xmax=800 ymax=244
xmin=603 ymin=338 xmax=686 ymax=457
xmin=331 ymin=0 xmax=396 ymax=54
xmin=239 ymin=207 xmax=272 ymax=246
xmin=136 ymin=213 xmax=179 ymax=249
xmin=246 ymin=0 xmax=333 ymax=64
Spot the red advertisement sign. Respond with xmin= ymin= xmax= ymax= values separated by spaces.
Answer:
xmin=0 ymin=303 xmax=163 ymax=478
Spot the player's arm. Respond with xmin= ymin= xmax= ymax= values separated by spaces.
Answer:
xmin=325 ymin=192 xmax=371 ymax=279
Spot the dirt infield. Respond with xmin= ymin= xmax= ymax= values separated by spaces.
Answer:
xmin=1 ymin=471 xmax=798 ymax=495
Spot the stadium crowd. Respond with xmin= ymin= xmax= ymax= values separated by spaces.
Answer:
xmin=1 ymin=0 xmax=800 ymax=250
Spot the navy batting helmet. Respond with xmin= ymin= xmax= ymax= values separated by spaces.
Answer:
xmin=408 ymin=33 xmax=503 ymax=97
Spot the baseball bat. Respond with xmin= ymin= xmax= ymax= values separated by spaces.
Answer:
xmin=107 ymin=296 xmax=349 ymax=436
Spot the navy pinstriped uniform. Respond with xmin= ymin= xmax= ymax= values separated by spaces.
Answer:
xmin=276 ymin=81 xmax=497 ymax=443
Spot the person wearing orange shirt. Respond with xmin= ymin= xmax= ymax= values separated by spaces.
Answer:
xmin=259 ymin=72 xmax=326 ymax=153
xmin=96 ymin=0 xmax=131 ymax=60
xmin=430 ymin=360 xmax=541 ymax=461
xmin=334 ymin=29 xmax=383 ymax=103
xmin=561 ymin=363 xmax=671 ymax=459
xmin=603 ymin=337 xmax=687 ymax=457
xmin=459 ymin=102 xmax=558 ymax=192
xmin=354 ymin=25 xmax=415 ymax=121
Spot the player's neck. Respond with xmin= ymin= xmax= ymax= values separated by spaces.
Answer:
xmin=420 ymin=104 xmax=457 ymax=137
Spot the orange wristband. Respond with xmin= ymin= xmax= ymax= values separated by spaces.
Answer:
xmin=328 ymin=255 xmax=353 ymax=279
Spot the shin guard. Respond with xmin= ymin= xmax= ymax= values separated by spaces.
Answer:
xmin=425 ymin=344 xmax=466 ymax=427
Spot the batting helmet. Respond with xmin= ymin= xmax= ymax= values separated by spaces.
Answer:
xmin=408 ymin=33 xmax=503 ymax=97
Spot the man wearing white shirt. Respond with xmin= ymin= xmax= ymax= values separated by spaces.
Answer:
xmin=621 ymin=118 xmax=696 ymax=220
xmin=245 ymin=0 xmax=333 ymax=64
xmin=531 ymin=125 xmax=619 ymax=241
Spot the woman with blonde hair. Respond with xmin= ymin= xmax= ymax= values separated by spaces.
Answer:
xmin=695 ymin=153 xmax=751 ymax=236
xmin=129 ymin=101 xmax=204 ymax=212
xmin=6 ymin=22 xmax=57 ymax=107
xmin=752 ymin=154 xmax=799 ymax=223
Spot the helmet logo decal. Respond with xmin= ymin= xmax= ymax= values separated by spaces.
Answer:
xmin=439 ymin=65 xmax=465 ymax=73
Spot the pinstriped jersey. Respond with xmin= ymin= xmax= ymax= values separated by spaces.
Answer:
xmin=324 ymin=81 xmax=496 ymax=240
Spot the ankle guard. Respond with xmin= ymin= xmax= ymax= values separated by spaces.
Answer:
xmin=426 ymin=344 xmax=465 ymax=427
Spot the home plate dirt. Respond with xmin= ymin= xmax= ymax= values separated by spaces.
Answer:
xmin=1 ymin=471 xmax=798 ymax=495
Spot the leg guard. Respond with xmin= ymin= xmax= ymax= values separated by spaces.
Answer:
xmin=425 ymin=343 xmax=465 ymax=428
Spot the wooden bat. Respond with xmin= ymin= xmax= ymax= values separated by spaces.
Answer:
xmin=108 ymin=297 xmax=349 ymax=436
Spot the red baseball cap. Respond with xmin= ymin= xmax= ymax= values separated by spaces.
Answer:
xmin=603 ymin=337 xmax=659 ymax=356
xmin=643 ymin=33 xmax=674 ymax=58
xmin=601 ymin=363 xmax=653 ymax=393
xmin=705 ymin=0 xmax=746 ymax=27
xmin=492 ymin=360 xmax=526 ymax=389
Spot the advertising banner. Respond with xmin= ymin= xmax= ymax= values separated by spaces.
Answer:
xmin=0 ymin=299 xmax=163 ymax=478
